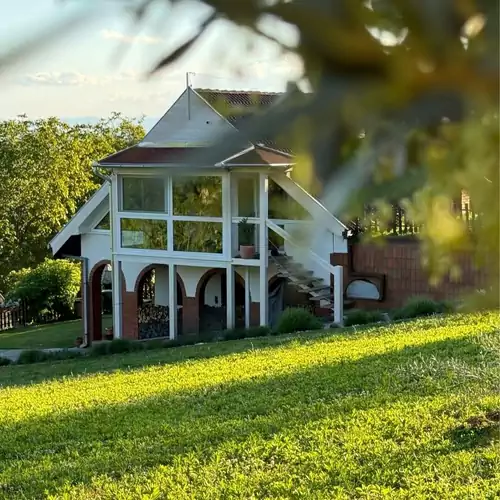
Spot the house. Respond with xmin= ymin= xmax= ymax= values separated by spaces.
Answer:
xmin=49 ymin=86 xmax=369 ymax=344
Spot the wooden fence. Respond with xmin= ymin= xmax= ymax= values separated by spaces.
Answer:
xmin=0 ymin=301 xmax=61 ymax=332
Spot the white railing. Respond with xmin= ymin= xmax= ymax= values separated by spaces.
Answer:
xmin=270 ymin=172 xmax=347 ymax=236
xmin=267 ymin=220 xmax=344 ymax=325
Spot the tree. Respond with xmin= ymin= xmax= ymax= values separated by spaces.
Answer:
xmin=6 ymin=259 xmax=81 ymax=321
xmin=0 ymin=115 xmax=144 ymax=291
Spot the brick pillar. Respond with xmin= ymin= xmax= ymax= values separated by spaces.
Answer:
xmin=250 ymin=302 xmax=260 ymax=326
xmin=122 ymin=291 xmax=138 ymax=339
xmin=330 ymin=251 xmax=350 ymax=291
xmin=182 ymin=297 xmax=199 ymax=334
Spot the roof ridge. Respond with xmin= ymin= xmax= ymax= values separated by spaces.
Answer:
xmin=194 ymin=87 xmax=283 ymax=95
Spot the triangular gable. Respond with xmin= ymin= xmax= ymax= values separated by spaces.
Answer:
xmin=218 ymin=145 xmax=293 ymax=167
xmin=49 ymin=183 xmax=109 ymax=257
xmin=139 ymin=87 xmax=236 ymax=147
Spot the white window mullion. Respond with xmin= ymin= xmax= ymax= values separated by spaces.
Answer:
xmin=167 ymin=175 xmax=174 ymax=252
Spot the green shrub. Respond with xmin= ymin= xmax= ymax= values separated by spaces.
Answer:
xmin=91 ymin=342 xmax=111 ymax=356
xmin=222 ymin=328 xmax=248 ymax=341
xmin=344 ymin=309 xmax=385 ymax=327
xmin=392 ymin=297 xmax=454 ymax=321
xmin=0 ymin=357 xmax=12 ymax=366
xmin=107 ymin=339 xmax=142 ymax=354
xmin=276 ymin=308 xmax=323 ymax=334
xmin=17 ymin=350 xmax=49 ymax=364
xmin=245 ymin=326 xmax=272 ymax=337
xmin=163 ymin=338 xmax=187 ymax=348
xmin=143 ymin=338 xmax=167 ymax=350
xmin=6 ymin=259 xmax=81 ymax=321
xmin=196 ymin=331 xmax=220 ymax=343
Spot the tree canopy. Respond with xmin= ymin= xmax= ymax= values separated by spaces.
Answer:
xmin=0 ymin=115 xmax=144 ymax=291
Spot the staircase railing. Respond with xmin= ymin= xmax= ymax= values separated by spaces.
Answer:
xmin=270 ymin=172 xmax=347 ymax=236
xmin=267 ymin=220 xmax=344 ymax=324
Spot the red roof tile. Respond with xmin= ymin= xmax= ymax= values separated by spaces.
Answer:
xmin=194 ymin=88 xmax=292 ymax=154
xmin=99 ymin=146 xmax=209 ymax=165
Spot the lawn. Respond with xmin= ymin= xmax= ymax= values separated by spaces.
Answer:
xmin=0 ymin=312 xmax=499 ymax=499
xmin=0 ymin=315 xmax=112 ymax=349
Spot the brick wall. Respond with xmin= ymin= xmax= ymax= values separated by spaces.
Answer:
xmin=332 ymin=239 xmax=487 ymax=310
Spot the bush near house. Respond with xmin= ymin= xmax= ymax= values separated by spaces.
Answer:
xmin=344 ymin=309 xmax=386 ymax=327
xmin=5 ymin=259 xmax=81 ymax=322
xmin=276 ymin=307 xmax=323 ymax=334
xmin=392 ymin=297 xmax=455 ymax=321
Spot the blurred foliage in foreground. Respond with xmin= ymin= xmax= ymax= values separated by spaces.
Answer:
xmin=130 ymin=0 xmax=498 ymax=307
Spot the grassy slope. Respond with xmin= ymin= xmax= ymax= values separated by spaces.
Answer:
xmin=0 ymin=316 xmax=112 ymax=350
xmin=0 ymin=313 xmax=499 ymax=499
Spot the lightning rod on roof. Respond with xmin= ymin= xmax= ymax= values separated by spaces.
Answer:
xmin=186 ymin=72 xmax=192 ymax=120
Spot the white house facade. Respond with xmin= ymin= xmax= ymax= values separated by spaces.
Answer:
xmin=50 ymin=87 xmax=350 ymax=344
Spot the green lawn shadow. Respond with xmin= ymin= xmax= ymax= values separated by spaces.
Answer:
xmin=0 ymin=335 xmax=489 ymax=498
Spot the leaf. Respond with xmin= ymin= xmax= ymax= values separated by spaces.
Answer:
xmin=149 ymin=11 xmax=216 ymax=74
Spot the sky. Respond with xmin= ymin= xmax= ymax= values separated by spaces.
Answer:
xmin=0 ymin=0 xmax=302 ymax=128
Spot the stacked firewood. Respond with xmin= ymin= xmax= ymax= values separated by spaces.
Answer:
xmin=138 ymin=304 xmax=169 ymax=324
xmin=138 ymin=304 xmax=169 ymax=339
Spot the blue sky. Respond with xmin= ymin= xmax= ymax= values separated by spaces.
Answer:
xmin=0 ymin=0 xmax=301 ymax=125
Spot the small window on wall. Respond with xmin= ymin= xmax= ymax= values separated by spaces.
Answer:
xmin=122 ymin=177 xmax=165 ymax=212
xmin=94 ymin=213 xmax=110 ymax=230
xmin=120 ymin=219 xmax=167 ymax=250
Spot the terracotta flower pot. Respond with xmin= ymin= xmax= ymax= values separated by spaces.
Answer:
xmin=104 ymin=327 xmax=113 ymax=341
xmin=239 ymin=245 xmax=255 ymax=259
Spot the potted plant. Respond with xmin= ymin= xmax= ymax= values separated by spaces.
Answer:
xmin=239 ymin=218 xmax=255 ymax=259
xmin=104 ymin=327 xmax=113 ymax=341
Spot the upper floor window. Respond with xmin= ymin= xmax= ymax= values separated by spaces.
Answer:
xmin=122 ymin=176 xmax=165 ymax=212
xmin=172 ymin=176 xmax=222 ymax=217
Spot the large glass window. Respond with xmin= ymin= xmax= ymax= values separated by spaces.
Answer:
xmin=120 ymin=219 xmax=167 ymax=250
xmin=122 ymin=177 xmax=165 ymax=212
xmin=236 ymin=174 xmax=258 ymax=217
xmin=172 ymin=176 xmax=222 ymax=217
xmin=173 ymin=221 xmax=223 ymax=253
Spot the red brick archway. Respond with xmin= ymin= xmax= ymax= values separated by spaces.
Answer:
xmin=120 ymin=264 xmax=188 ymax=340
xmin=88 ymin=260 xmax=127 ymax=342
xmin=196 ymin=268 xmax=246 ymax=332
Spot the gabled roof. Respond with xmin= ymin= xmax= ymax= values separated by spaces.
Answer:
xmin=219 ymin=145 xmax=292 ymax=167
xmin=49 ymin=183 xmax=109 ymax=258
xmin=193 ymin=88 xmax=291 ymax=153
xmin=99 ymin=146 xmax=207 ymax=166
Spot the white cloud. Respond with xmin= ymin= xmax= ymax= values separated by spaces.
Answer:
xmin=100 ymin=29 xmax=163 ymax=45
xmin=18 ymin=70 xmax=140 ymax=87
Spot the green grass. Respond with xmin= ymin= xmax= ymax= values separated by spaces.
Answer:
xmin=0 ymin=312 xmax=499 ymax=499
xmin=0 ymin=315 xmax=112 ymax=349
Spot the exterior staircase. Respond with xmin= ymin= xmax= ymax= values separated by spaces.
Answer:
xmin=271 ymin=253 xmax=335 ymax=308
xmin=269 ymin=250 xmax=354 ymax=318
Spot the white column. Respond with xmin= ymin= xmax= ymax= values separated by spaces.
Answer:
xmin=168 ymin=263 xmax=177 ymax=339
xmin=222 ymin=171 xmax=233 ymax=260
xmin=112 ymin=257 xmax=123 ymax=339
xmin=231 ymin=173 xmax=239 ymax=256
xmin=226 ymin=264 xmax=235 ymax=329
xmin=259 ymin=173 xmax=269 ymax=326
xmin=244 ymin=267 xmax=250 ymax=328
xmin=167 ymin=176 xmax=174 ymax=252
xmin=333 ymin=265 xmax=344 ymax=326
xmin=155 ymin=266 xmax=169 ymax=307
